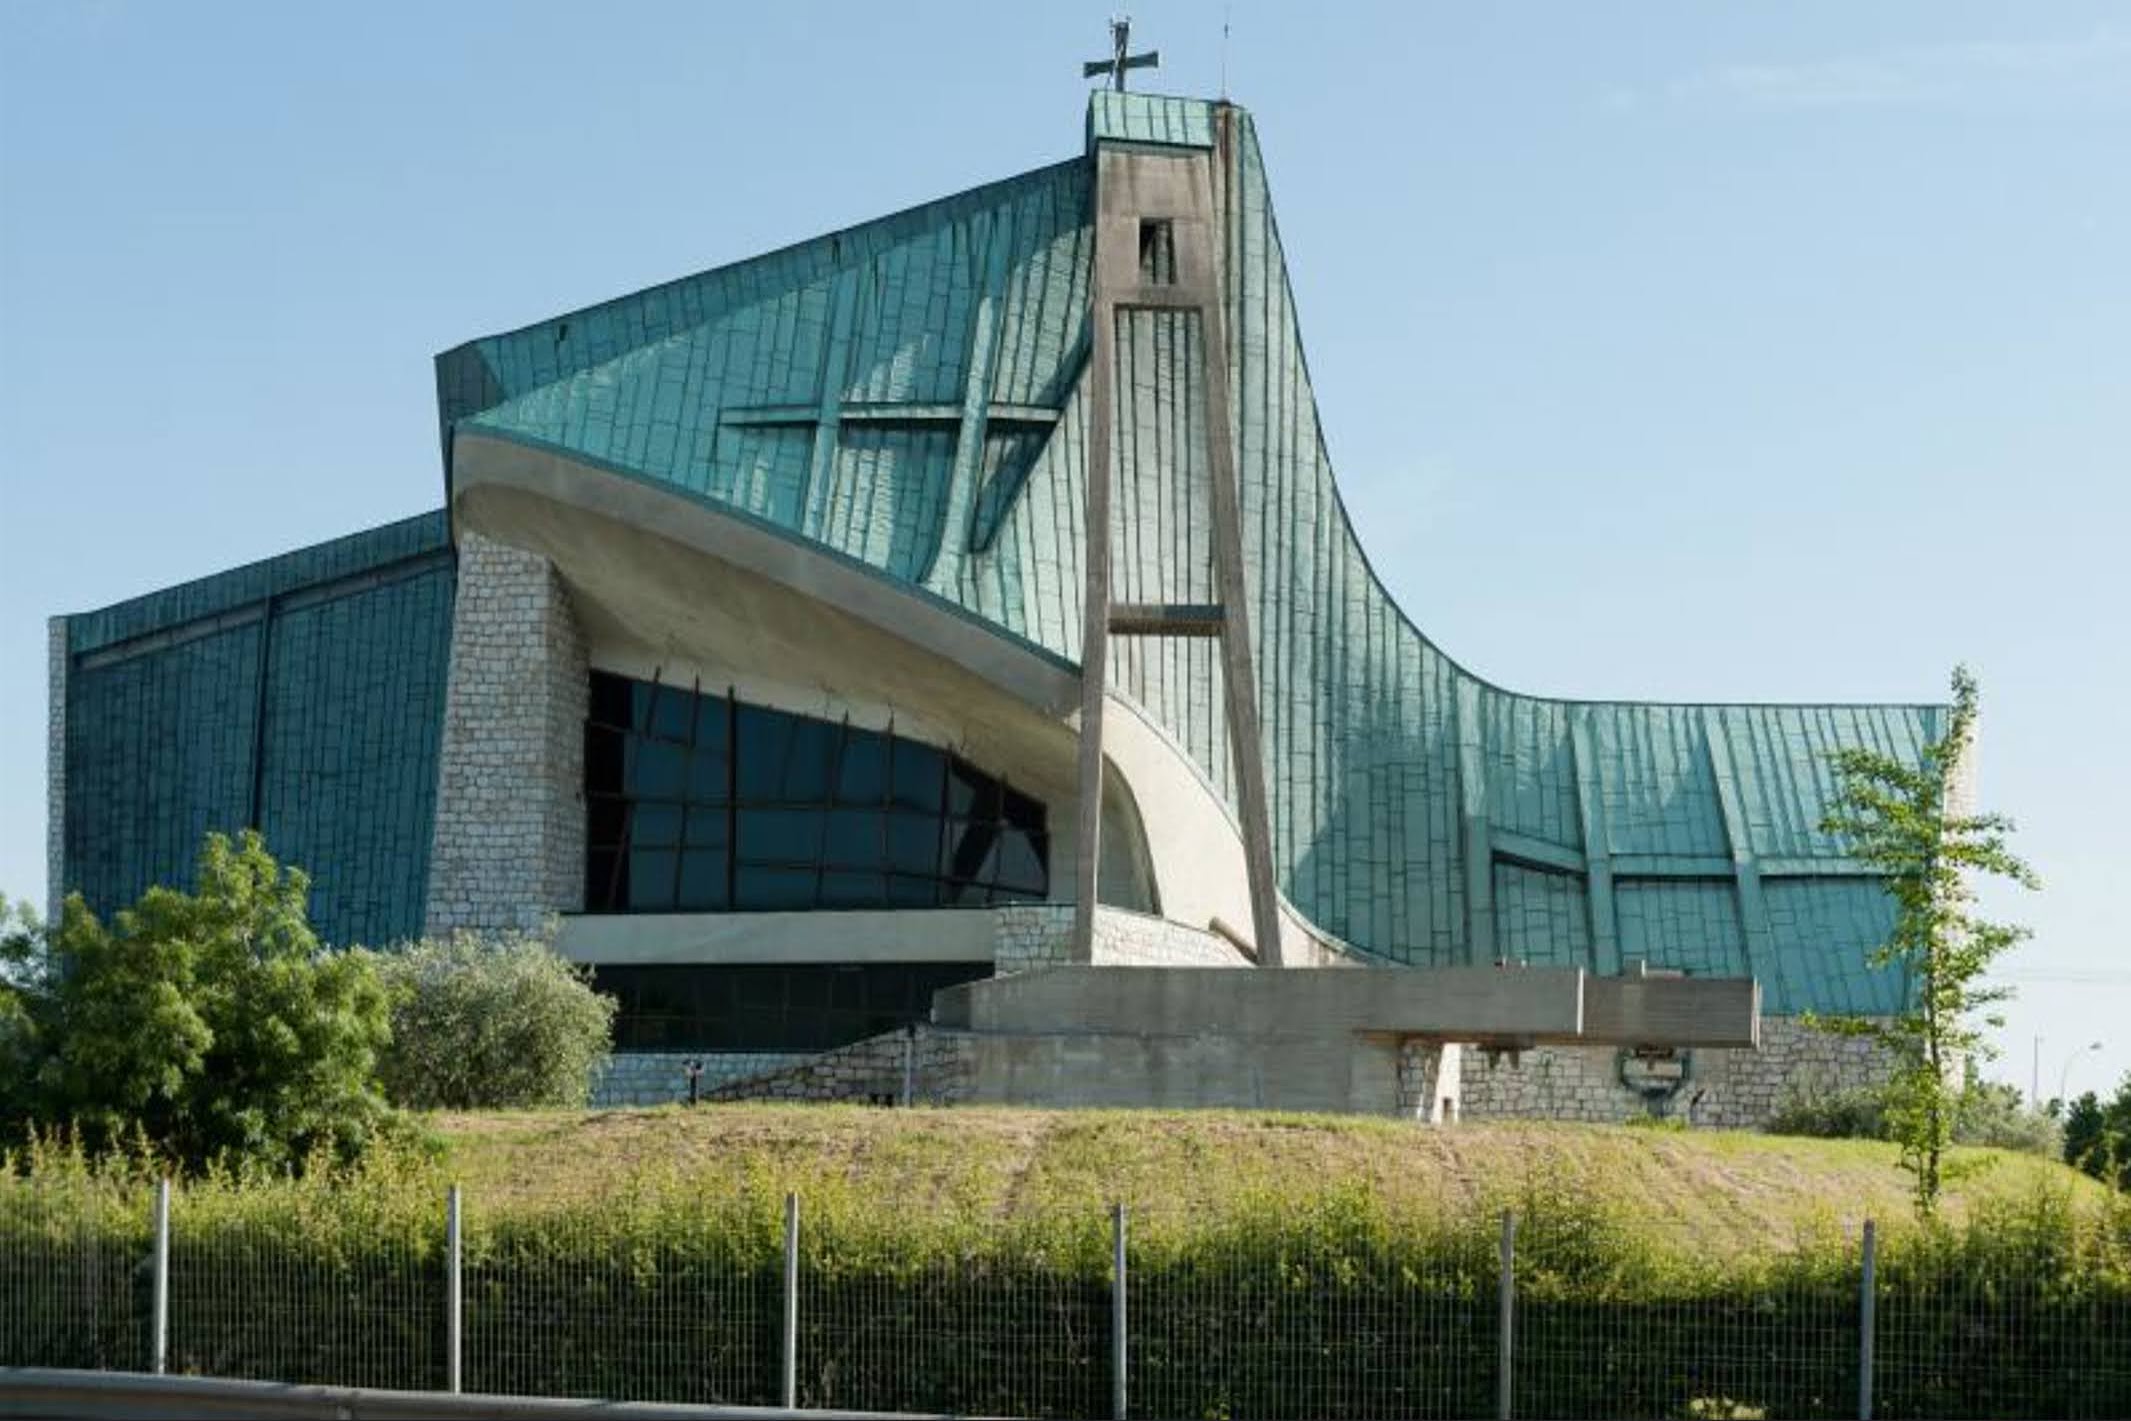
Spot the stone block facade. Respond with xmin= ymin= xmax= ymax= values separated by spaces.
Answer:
xmin=1398 ymin=1040 xmax=1463 ymax=1124
xmin=423 ymin=531 xmax=588 ymax=935
xmin=993 ymin=903 xmax=1250 ymax=974
xmin=590 ymin=1050 xmax=813 ymax=1107
xmin=701 ymin=1026 xmax=976 ymax=1106
xmin=45 ymin=617 xmax=67 ymax=927
xmin=1458 ymin=1018 xmax=1897 ymax=1128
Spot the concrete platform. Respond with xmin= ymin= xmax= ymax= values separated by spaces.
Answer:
xmin=933 ymin=965 xmax=1759 ymax=1115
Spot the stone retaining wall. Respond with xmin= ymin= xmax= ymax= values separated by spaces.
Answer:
xmin=1458 ymin=1018 xmax=1896 ymax=1128
xmin=701 ymin=1026 xmax=976 ymax=1106
xmin=590 ymin=1050 xmax=812 ymax=1108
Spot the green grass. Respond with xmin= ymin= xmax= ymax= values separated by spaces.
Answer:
xmin=7 ymin=1109 xmax=2128 ymax=1417
xmin=434 ymin=1105 xmax=2100 ymax=1247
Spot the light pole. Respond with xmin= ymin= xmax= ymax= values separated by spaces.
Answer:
xmin=2032 ymin=1035 xmax=2042 ymax=1107
xmin=2058 ymin=1041 xmax=2102 ymax=1106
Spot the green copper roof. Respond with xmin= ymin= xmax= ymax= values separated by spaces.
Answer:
xmin=437 ymin=95 xmax=1942 ymax=1014
xmin=60 ymin=513 xmax=454 ymax=947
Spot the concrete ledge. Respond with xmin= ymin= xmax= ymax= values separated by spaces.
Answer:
xmin=1582 ymin=974 xmax=1761 ymax=1049
xmin=938 ymin=965 xmax=1759 ymax=1049
xmin=933 ymin=964 xmax=1592 ymax=1040
xmin=557 ymin=909 xmax=1000 ymax=966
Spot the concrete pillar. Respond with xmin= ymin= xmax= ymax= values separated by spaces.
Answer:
xmin=423 ymin=531 xmax=588 ymax=936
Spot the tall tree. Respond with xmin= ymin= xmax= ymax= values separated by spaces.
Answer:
xmin=1818 ymin=666 xmax=2037 ymax=1215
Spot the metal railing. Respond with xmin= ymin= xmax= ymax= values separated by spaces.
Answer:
xmin=5 ymin=1181 xmax=2128 ymax=1419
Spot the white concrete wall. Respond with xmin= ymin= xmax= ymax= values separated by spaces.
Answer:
xmin=1100 ymin=693 xmax=1369 ymax=966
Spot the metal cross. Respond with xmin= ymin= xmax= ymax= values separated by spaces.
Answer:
xmin=1083 ymin=17 xmax=1159 ymax=92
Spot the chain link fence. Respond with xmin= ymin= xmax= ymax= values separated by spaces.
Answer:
xmin=6 ymin=1178 xmax=2130 ymax=1418
xmin=0 ymin=1179 xmax=149 ymax=1374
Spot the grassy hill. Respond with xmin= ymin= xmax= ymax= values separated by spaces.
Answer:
xmin=12 ymin=1107 xmax=2124 ymax=1415
xmin=437 ymin=1105 xmax=2096 ymax=1248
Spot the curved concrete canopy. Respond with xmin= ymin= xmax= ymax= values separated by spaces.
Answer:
xmin=452 ymin=443 xmax=1159 ymax=915
xmin=454 ymin=430 xmax=1079 ymax=717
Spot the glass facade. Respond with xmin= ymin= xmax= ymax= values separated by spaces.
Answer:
xmin=593 ymin=962 xmax=991 ymax=1052
xmin=583 ymin=671 xmax=1050 ymax=914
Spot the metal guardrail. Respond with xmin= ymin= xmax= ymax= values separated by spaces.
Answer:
xmin=0 ymin=1368 xmax=939 ymax=1421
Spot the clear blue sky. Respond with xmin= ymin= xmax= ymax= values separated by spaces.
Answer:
xmin=2 ymin=2 xmax=2125 ymax=1101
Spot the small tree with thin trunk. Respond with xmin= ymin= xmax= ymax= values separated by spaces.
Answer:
xmin=1816 ymin=665 xmax=2037 ymax=1215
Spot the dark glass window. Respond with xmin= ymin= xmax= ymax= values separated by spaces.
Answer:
xmin=593 ymin=962 xmax=993 ymax=1052
xmin=583 ymin=670 xmax=1048 ymax=914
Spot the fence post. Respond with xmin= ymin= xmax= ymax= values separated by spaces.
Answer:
xmin=1111 ymin=1202 xmax=1128 ymax=1421
xmin=150 ymin=1177 xmax=171 ymax=1376
xmin=445 ymin=1185 xmax=463 ymax=1394
xmin=1858 ymin=1219 xmax=1877 ymax=1421
xmin=1497 ymin=1209 xmax=1515 ymax=1421
xmin=782 ymin=1192 xmax=800 ymax=1409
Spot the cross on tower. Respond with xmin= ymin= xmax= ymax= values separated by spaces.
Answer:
xmin=1082 ymin=17 xmax=1159 ymax=92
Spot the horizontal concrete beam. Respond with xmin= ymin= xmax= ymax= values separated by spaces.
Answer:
xmin=935 ymin=964 xmax=1589 ymax=1041
xmin=557 ymin=908 xmax=998 ymax=966
xmin=934 ymin=964 xmax=1760 ymax=1050
xmin=1580 ymin=974 xmax=1760 ymax=1048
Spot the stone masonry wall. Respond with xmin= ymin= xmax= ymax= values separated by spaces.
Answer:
xmin=993 ymin=903 xmax=1249 ymax=974
xmin=590 ymin=1050 xmax=814 ymax=1107
xmin=423 ymin=531 xmax=588 ymax=935
xmin=701 ymin=1025 xmax=977 ymax=1106
xmin=1397 ymin=1040 xmax=1463 ymax=1124
xmin=46 ymin=617 xmax=67 ymax=927
xmin=1458 ymin=1018 xmax=1897 ymax=1128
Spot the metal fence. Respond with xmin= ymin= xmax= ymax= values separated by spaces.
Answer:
xmin=5 ymin=1181 xmax=2129 ymax=1419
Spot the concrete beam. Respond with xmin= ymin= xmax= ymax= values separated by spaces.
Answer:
xmin=935 ymin=964 xmax=1760 ymax=1049
xmin=557 ymin=908 xmax=1000 ymax=966
xmin=1570 ymin=710 xmax=1621 ymax=975
xmin=935 ymin=964 xmax=1590 ymax=1042
xmin=1581 ymin=973 xmax=1760 ymax=1048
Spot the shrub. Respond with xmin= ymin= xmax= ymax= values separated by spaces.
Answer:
xmin=1765 ymin=1085 xmax=1889 ymax=1140
xmin=1953 ymin=1079 xmax=2062 ymax=1157
xmin=367 ymin=930 xmax=616 ymax=1110
xmin=0 ymin=833 xmax=392 ymax=1173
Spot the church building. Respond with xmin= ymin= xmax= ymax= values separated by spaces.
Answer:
xmin=47 ymin=90 xmax=1935 ymax=1122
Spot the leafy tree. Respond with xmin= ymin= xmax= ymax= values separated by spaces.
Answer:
xmin=2062 ymin=1076 xmax=2131 ymax=1189
xmin=365 ymin=929 xmax=616 ymax=1111
xmin=0 ymin=832 xmax=392 ymax=1172
xmin=1814 ymin=666 xmax=2037 ymax=1215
